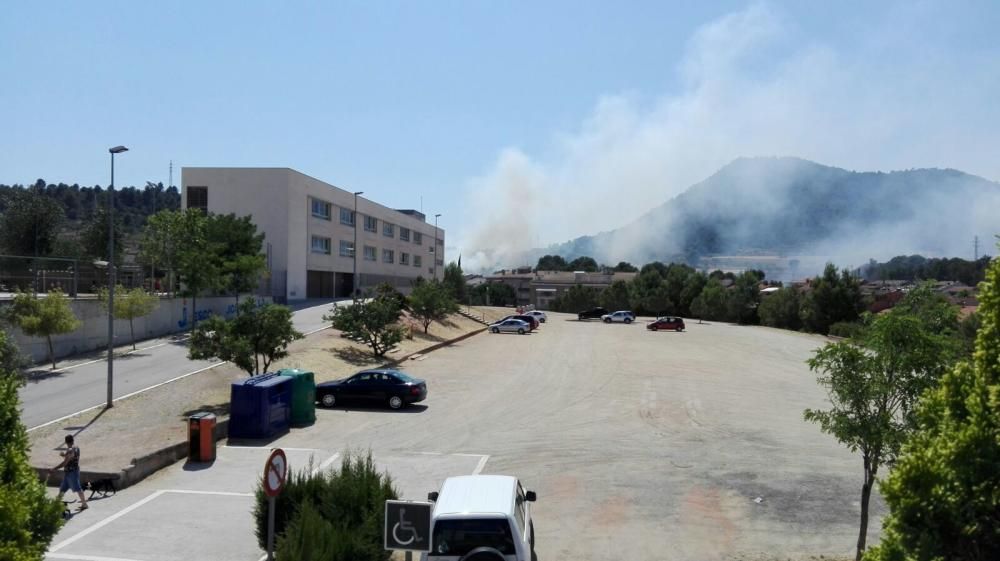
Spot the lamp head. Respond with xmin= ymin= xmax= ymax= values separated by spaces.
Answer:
xmin=109 ymin=146 xmax=129 ymax=154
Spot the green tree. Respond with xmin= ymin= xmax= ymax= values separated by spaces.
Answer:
xmin=758 ymin=287 xmax=802 ymax=330
xmin=535 ymin=254 xmax=568 ymax=271
xmin=254 ymin=451 xmax=398 ymax=561
xmin=189 ymin=299 xmax=302 ymax=376
xmin=628 ymin=271 xmax=670 ymax=316
xmin=408 ymin=280 xmax=458 ymax=333
xmin=806 ymin=302 xmax=960 ymax=560
xmin=551 ymin=284 xmax=600 ymax=313
xmin=9 ymin=290 xmax=81 ymax=370
xmin=175 ymin=209 xmax=222 ymax=330
xmin=801 ymin=264 xmax=865 ymax=334
xmin=599 ymin=280 xmax=632 ymax=311
xmin=695 ymin=279 xmax=728 ymax=321
xmin=99 ymin=285 xmax=160 ymax=350
xmin=441 ymin=261 xmax=467 ymax=303
xmin=80 ymin=208 xmax=125 ymax=266
xmin=469 ymin=283 xmax=516 ymax=307
xmin=325 ymin=293 xmax=403 ymax=357
xmin=664 ymin=264 xmax=695 ymax=314
xmin=139 ymin=210 xmax=185 ymax=297
xmin=0 ymin=189 xmax=65 ymax=257
xmin=725 ymin=271 xmax=762 ymax=325
xmin=206 ymin=213 xmax=266 ymax=306
xmin=679 ymin=271 xmax=708 ymax=316
xmin=0 ymin=332 xmax=64 ymax=560
xmin=864 ymin=253 xmax=1000 ymax=561
xmin=567 ymin=256 xmax=599 ymax=272
xmin=613 ymin=261 xmax=638 ymax=272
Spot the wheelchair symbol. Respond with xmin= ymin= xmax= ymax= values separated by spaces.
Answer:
xmin=392 ymin=508 xmax=424 ymax=546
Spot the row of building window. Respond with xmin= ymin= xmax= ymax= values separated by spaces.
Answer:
xmin=311 ymin=197 xmax=434 ymax=246
xmin=311 ymin=236 xmax=423 ymax=267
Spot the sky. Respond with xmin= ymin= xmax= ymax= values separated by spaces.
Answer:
xmin=2 ymin=1 xmax=999 ymax=268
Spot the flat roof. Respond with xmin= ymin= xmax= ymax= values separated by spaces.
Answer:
xmin=433 ymin=475 xmax=516 ymax=517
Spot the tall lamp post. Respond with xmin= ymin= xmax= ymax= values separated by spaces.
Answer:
xmin=352 ymin=191 xmax=363 ymax=296
xmin=433 ymin=213 xmax=441 ymax=279
xmin=106 ymin=145 xmax=128 ymax=409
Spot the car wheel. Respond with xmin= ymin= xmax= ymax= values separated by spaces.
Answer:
xmin=518 ymin=328 xmax=525 ymax=334
xmin=604 ymin=318 xmax=611 ymax=323
xmin=625 ymin=318 xmax=632 ymax=324
xmin=677 ymin=327 xmax=683 ymax=332
xmin=491 ymin=327 xmax=499 ymax=333
xmin=540 ymin=318 xmax=545 ymax=323
xmin=320 ymin=393 xmax=336 ymax=408
xmin=388 ymin=395 xmax=404 ymax=409
xmin=651 ymin=325 xmax=658 ymax=331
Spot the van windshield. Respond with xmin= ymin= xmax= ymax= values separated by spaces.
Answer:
xmin=431 ymin=518 xmax=515 ymax=556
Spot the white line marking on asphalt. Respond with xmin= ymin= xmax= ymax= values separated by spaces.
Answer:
xmin=40 ymin=337 xmax=192 ymax=373
xmin=47 ymin=553 xmax=149 ymax=561
xmin=473 ymin=455 xmax=490 ymax=475
xmin=223 ymin=445 xmax=322 ymax=452
xmin=314 ymin=452 xmax=341 ymax=475
xmin=164 ymin=489 xmax=254 ymax=497
xmin=28 ymin=361 xmax=226 ymax=433
xmin=303 ymin=325 xmax=331 ymax=336
xmin=49 ymin=490 xmax=167 ymax=552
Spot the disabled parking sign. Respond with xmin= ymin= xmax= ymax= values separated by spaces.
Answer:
xmin=384 ymin=500 xmax=433 ymax=552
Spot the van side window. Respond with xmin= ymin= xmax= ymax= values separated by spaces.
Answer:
xmin=514 ymin=489 xmax=526 ymax=534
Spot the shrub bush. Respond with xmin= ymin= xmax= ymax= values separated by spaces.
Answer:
xmin=828 ymin=321 xmax=865 ymax=339
xmin=254 ymin=451 xmax=398 ymax=561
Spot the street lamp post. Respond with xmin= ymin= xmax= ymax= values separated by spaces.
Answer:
xmin=107 ymin=145 xmax=128 ymax=409
xmin=433 ymin=213 xmax=441 ymax=279
xmin=352 ymin=191 xmax=363 ymax=296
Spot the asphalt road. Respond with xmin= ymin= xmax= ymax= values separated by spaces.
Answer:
xmin=45 ymin=312 xmax=879 ymax=561
xmin=20 ymin=300 xmax=340 ymax=431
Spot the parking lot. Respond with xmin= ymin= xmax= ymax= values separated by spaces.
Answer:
xmin=47 ymin=313 xmax=873 ymax=561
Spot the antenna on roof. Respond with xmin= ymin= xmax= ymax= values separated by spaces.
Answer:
xmin=420 ymin=195 xmax=423 ymax=213
xmin=974 ymin=235 xmax=979 ymax=261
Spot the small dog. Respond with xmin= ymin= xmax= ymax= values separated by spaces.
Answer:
xmin=85 ymin=477 xmax=117 ymax=499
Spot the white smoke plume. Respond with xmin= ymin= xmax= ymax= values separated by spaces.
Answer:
xmin=458 ymin=2 xmax=1000 ymax=273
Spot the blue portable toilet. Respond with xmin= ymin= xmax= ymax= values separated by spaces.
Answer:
xmin=228 ymin=373 xmax=292 ymax=440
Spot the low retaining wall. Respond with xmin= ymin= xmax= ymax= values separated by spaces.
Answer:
xmin=8 ymin=295 xmax=270 ymax=364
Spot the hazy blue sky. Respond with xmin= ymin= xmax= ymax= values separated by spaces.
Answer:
xmin=2 ymin=1 xmax=998 ymax=263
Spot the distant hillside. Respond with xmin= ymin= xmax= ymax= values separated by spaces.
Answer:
xmin=544 ymin=157 xmax=1000 ymax=270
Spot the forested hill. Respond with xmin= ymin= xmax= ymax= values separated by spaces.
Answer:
xmin=546 ymin=157 xmax=1000 ymax=267
xmin=0 ymin=179 xmax=180 ymax=232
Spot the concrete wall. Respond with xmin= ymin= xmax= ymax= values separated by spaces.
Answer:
xmin=10 ymin=295 xmax=270 ymax=365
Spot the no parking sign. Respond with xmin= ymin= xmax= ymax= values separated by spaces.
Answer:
xmin=263 ymin=448 xmax=288 ymax=561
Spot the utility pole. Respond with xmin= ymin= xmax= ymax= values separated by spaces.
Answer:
xmin=352 ymin=191 xmax=364 ymax=296
xmin=433 ymin=213 xmax=441 ymax=280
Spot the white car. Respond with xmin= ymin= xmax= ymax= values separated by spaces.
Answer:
xmin=524 ymin=310 xmax=547 ymax=323
xmin=601 ymin=310 xmax=635 ymax=324
xmin=424 ymin=475 xmax=536 ymax=561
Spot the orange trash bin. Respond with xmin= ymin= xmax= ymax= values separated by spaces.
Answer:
xmin=188 ymin=412 xmax=217 ymax=462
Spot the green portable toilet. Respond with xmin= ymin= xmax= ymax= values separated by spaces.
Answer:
xmin=278 ymin=368 xmax=316 ymax=426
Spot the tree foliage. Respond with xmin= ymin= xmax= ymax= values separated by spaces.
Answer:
xmin=189 ymin=299 xmax=302 ymax=376
xmin=9 ymin=290 xmax=80 ymax=369
xmin=599 ymin=280 xmax=632 ymax=311
xmin=801 ymin=264 xmax=865 ymax=334
xmin=864 ymin=252 xmax=1000 ymax=561
xmin=175 ymin=210 xmax=222 ymax=329
xmin=550 ymin=284 xmax=600 ymax=313
xmin=325 ymin=293 xmax=403 ymax=357
xmin=99 ymin=285 xmax=159 ymax=350
xmin=759 ymin=287 xmax=802 ymax=330
xmin=80 ymin=208 xmax=125 ymax=266
xmin=206 ymin=213 xmax=266 ymax=302
xmin=138 ymin=210 xmax=186 ymax=296
xmin=0 ymin=331 xmax=64 ymax=560
xmin=408 ymin=280 xmax=458 ymax=333
xmin=442 ymin=261 xmax=466 ymax=303
xmin=805 ymin=295 xmax=960 ymax=560
xmin=613 ymin=261 xmax=638 ymax=272
xmin=535 ymin=254 xmax=568 ymax=271
xmin=862 ymin=254 xmax=992 ymax=287
xmin=567 ymin=256 xmax=599 ymax=272
xmin=0 ymin=188 xmax=65 ymax=257
xmin=469 ymin=283 xmax=516 ymax=307
xmin=254 ymin=451 xmax=398 ymax=561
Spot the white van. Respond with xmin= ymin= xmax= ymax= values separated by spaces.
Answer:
xmin=423 ymin=475 xmax=537 ymax=561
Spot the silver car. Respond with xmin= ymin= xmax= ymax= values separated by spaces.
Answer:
xmin=489 ymin=318 xmax=531 ymax=334
xmin=525 ymin=310 xmax=547 ymax=323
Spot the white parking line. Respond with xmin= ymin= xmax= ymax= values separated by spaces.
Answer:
xmin=28 ymin=361 xmax=226 ymax=433
xmin=473 ymin=455 xmax=490 ymax=475
xmin=313 ymin=453 xmax=341 ymax=475
xmin=47 ymin=553 xmax=148 ymax=561
xmin=50 ymin=490 xmax=167 ymax=552
xmin=223 ymin=445 xmax=322 ymax=452
xmin=164 ymin=489 xmax=254 ymax=498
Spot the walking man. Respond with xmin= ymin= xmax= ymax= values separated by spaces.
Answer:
xmin=53 ymin=434 xmax=87 ymax=510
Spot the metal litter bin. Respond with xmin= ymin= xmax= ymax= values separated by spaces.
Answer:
xmin=278 ymin=368 xmax=316 ymax=427
xmin=188 ymin=412 xmax=217 ymax=462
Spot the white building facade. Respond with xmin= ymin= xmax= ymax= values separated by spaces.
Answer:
xmin=181 ymin=167 xmax=445 ymax=302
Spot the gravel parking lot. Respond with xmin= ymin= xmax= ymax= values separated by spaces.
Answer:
xmin=277 ymin=312 xmax=878 ymax=560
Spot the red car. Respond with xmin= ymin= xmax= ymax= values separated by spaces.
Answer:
xmin=647 ymin=316 xmax=685 ymax=331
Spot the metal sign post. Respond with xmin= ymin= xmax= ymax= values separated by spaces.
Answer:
xmin=262 ymin=448 xmax=288 ymax=561
xmin=384 ymin=500 xmax=433 ymax=559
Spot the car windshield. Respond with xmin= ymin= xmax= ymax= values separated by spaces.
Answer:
xmin=432 ymin=518 xmax=515 ymax=556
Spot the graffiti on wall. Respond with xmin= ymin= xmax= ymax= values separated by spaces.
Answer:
xmin=177 ymin=297 xmax=268 ymax=329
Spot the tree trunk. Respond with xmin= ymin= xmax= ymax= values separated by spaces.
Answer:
xmin=130 ymin=317 xmax=136 ymax=350
xmin=856 ymin=456 xmax=876 ymax=561
xmin=48 ymin=335 xmax=56 ymax=370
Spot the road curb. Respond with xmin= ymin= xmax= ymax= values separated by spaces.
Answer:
xmin=388 ymin=326 xmax=488 ymax=365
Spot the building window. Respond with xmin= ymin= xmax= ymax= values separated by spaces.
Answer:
xmin=187 ymin=186 xmax=208 ymax=212
xmin=339 ymin=240 xmax=353 ymax=257
xmin=400 ymin=252 xmax=409 ymax=265
xmin=364 ymin=215 xmax=377 ymax=232
xmin=311 ymin=198 xmax=331 ymax=220
xmin=413 ymin=232 xmax=422 ymax=245
xmin=414 ymin=255 xmax=422 ymax=268
xmin=340 ymin=207 xmax=355 ymax=226
xmin=436 ymin=258 xmax=444 ymax=266
xmin=383 ymin=249 xmax=394 ymax=263
xmin=400 ymin=227 xmax=410 ymax=242
xmin=311 ymin=236 xmax=331 ymax=255
xmin=364 ymin=246 xmax=377 ymax=261
xmin=383 ymin=222 xmax=395 ymax=238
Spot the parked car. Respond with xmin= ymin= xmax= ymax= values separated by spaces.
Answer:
xmin=425 ymin=475 xmax=536 ymax=561
xmin=525 ymin=310 xmax=547 ymax=323
xmin=490 ymin=318 xmax=531 ymax=334
xmin=602 ymin=310 xmax=635 ymax=323
xmin=648 ymin=316 xmax=685 ymax=331
xmin=500 ymin=314 xmax=539 ymax=329
xmin=315 ymin=369 xmax=426 ymax=410
xmin=577 ymin=307 xmax=609 ymax=320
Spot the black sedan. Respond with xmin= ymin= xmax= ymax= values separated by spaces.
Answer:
xmin=316 ymin=369 xmax=427 ymax=410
